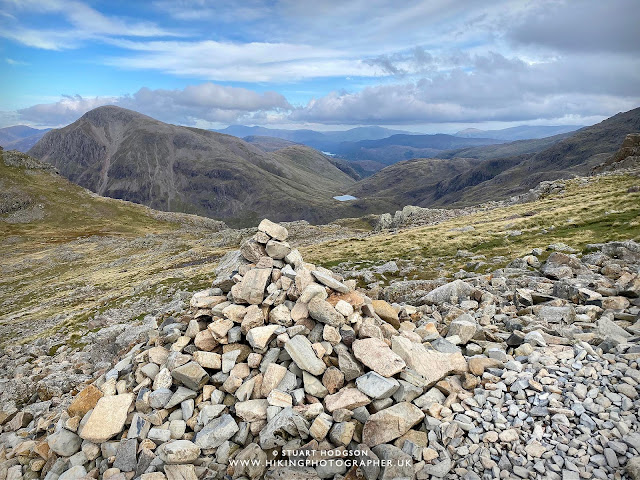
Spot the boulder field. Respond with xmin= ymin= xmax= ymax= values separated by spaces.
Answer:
xmin=1 ymin=220 xmax=639 ymax=480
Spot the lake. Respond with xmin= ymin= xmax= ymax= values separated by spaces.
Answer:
xmin=333 ymin=195 xmax=358 ymax=201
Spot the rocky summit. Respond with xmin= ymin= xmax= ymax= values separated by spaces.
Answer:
xmin=1 ymin=219 xmax=640 ymax=480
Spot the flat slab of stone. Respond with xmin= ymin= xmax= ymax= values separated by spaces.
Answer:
xmin=371 ymin=300 xmax=400 ymax=328
xmin=67 ymin=385 xmax=103 ymax=418
xmin=80 ymin=393 xmax=134 ymax=443
xmin=171 ymin=362 xmax=209 ymax=391
xmin=158 ymin=440 xmax=201 ymax=464
xmin=235 ymin=400 xmax=269 ymax=422
xmin=247 ymin=325 xmax=281 ymax=350
xmin=391 ymin=336 xmax=468 ymax=386
xmin=363 ymin=402 xmax=424 ymax=446
xmin=325 ymin=388 xmax=371 ymax=412
xmin=307 ymin=297 xmax=345 ymax=327
xmin=312 ymin=270 xmax=349 ymax=293
xmin=352 ymin=338 xmax=406 ymax=377
xmin=231 ymin=268 xmax=272 ymax=305
xmin=355 ymin=372 xmax=400 ymax=399
xmin=284 ymin=335 xmax=327 ymax=376
xmin=195 ymin=414 xmax=239 ymax=449
xmin=165 ymin=464 xmax=198 ymax=480
xmin=192 ymin=351 xmax=221 ymax=370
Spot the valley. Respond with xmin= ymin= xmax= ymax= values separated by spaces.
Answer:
xmin=12 ymin=106 xmax=639 ymax=228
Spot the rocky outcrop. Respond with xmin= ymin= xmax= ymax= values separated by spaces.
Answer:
xmin=594 ymin=133 xmax=640 ymax=173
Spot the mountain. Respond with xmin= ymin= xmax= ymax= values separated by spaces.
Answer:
xmin=455 ymin=124 xmax=582 ymax=141
xmin=28 ymin=106 xmax=360 ymax=227
xmin=218 ymin=125 xmax=414 ymax=143
xmin=0 ymin=125 xmax=51 ymax=152
xmin=436 ymin=131 xmax=575 ymax=161
xmin=332 ymin=134 xmax=504 ymax=167
xmin=348 ymin=157 xmax=485 ymax=211
xmin=217 ymin=125 xmax=416 ymax=154
xmin=349 ymin=106 xmax=640 ymax=210
xmin=1 ymin=146 xmax=225 ymax=237
xmin=222 ymin=126 xmax=582 ymax=177
xmin=243 ymin=135 xmax=300 ymax=152
xmin=593 ymin=133 xmax=640 ymax=173
xmin=218 ymin=125 xmax=324 ymax=143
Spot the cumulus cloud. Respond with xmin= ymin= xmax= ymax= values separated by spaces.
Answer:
xmin=291 ymin=53 xmax=640 ymax=124
xmin=15 ymin=84 xmax=292 ymax=127
xmin=17 ymin=95 xmax=116 ymax=125
xmin=3 ymin=1 xmax=640 ymax=128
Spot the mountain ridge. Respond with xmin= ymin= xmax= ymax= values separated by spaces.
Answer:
xmin=0 ymin=125 xmax=51 ymax=152
xmin=455 ymin=124 xmax=582 ymax=141
xmin=349 ymin=106 xmax=640 ymax=210
xmin=28 ymin=106 xmax=362 ymax=227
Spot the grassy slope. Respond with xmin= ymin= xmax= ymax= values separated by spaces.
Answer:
xmin=0 ymin=152 xmax=227 ymax=345
xmin=303 ymin=174 xmax=640 ymax=277
xmin=3 ymin=146 xmax=639 ymax=346
xmin=348 ymin=157 xmax=484 ymax=212
xmin=435 ymin=132 xmax=573 ymax=160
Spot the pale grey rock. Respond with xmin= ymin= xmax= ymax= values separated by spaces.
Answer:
xmin=356 ymin=372 xmax=400 ymax=400
xmin=422 ymin=280 xmax=473 ymax=305
xmin=48 ymin=429 xmax=82 ymax=457
xmin=312 ymin=270 xmax=349 ymax=293
xmin=194 ymin=414 xmax=239 ymax=449
xmin=307 ymin=297 xmax=345 ymax=327
xmin=284 ymin=335 xmax=326 ymax=375
xmin=258 ymin=219 xmax=288 ymax=241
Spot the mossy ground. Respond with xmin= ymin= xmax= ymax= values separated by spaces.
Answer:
xmin=302 ymin=174 xmax=640 ymax=278
xmin=0 ymin=158 xmax=226 ymax=346
xmin=2 ymin=152 xmax=638 ymax=347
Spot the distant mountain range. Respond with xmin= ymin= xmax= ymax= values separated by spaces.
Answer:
xmin=221 ymin=125 xmax=584 ymax=177
xmin=217 ymin=125 xmax=416 ymax=146
xmin=19 ymin=105 xmax=640 ymax=226
xmin=455 ymin=125 xmax=582 ymax=141
xmin=222 ymin=127 xmax=508 ymax=176
xmin=28 ymin=106 xmax=364 ymax=227
xmin=330 ymin=134 xmax=503 ymax=167
xmin=349 ymin=107 xmax=640 ymax=211
xmin=0 ymin=125 xmax=51 ymax=152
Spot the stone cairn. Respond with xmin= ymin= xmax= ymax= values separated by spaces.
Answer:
xmin=1 ymin=220 xmax=639 ymax=480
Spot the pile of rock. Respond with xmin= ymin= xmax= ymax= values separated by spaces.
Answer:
xmin=1 ymin=220 xmax=639 ymax=480
xmin=374 ymin=204 xmax=505 ymax=232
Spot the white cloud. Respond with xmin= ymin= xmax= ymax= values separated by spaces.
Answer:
xmin=103 ymin=39 xmax=379 ymax=82
xmin=5 ymin=57 xmax=28 ymax=65
xmin=14 ymin=84 xmax=292 ymax=127
xmin=290 ymin=53 xmax=640 ymax=124
xmin=508 ymin=0 xmax=640 ymax=54
xmin=2 ymin=0 xmax=639 ymax=128
xmin=0 ymin=0 xmax=181 ymax=50
xmin=17 ymin=95 xmax=117 ymax=125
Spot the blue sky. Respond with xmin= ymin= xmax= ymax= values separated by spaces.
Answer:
xmin=1 ymin=0 xmax=639 ymax=132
